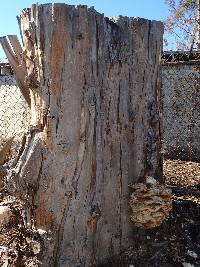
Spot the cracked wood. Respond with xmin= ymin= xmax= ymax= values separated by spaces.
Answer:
xmin=2 ymin=3 xmax=163 ymax=267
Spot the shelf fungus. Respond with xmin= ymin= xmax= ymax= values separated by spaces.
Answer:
xmin=129 ymin=177 xmax=172 ymax=229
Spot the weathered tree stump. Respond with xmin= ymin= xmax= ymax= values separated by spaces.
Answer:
xmin=1 ymin=4 xmax=163 ymax=266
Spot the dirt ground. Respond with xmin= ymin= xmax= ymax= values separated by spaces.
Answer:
xmin=164 ymin=159 xmax=200 ymax=188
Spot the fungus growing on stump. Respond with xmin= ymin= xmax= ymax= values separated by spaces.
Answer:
xmin=129 ymin=177 xmax=172 ymax=229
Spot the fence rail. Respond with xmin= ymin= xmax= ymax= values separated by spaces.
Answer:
xmin=162 ymin=51 xmax=200 ymax=63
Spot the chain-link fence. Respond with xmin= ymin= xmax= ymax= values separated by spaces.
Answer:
xmin=0 ymin=55 xmax=200 ymax=163
xmin=162 ymin=58 xmax=200 ymax=162
xmin=0 ymin=63 xmax=30 ymax=149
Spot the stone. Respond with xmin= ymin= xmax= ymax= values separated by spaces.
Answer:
xmin=187 ymin=250 xmax=198 ymax=259
xmin=182 ymin=263 xmax=195 ymax=267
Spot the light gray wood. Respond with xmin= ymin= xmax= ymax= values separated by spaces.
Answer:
xmin=8 ymin=35 xmax=23 ymax=62
xmin=2 ymin=4 xmax=163 ymax=266
xmin=0 ymin=36 xmax=31 ymax=106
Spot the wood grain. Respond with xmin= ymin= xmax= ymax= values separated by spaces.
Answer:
xmin=3 ymin=4 xmax=163 ymax=266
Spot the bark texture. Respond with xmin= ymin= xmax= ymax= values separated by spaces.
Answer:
xmin=1 ymin=4 xmax=163 ymax=266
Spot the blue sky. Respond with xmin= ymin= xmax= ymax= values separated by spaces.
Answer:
xmin=0 ymin=0 xmax=169 ymax=58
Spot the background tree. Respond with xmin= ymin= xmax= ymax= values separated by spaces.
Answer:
xmin=164 ymin=0 xmax=200 ymax=51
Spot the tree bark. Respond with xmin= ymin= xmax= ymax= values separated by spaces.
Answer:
xmin=1 ymin=4 xmax=163 ymax=266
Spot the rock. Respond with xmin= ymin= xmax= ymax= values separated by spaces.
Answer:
xmin=36 ymin=228 xmax=46 ymax=236
xmin=182 ymin=263 xmax=195 ymax=267
xmin=187 ymin=250 xmax=198 ymax=258
xmin=146 ymin=176 xmax=157 ymax=185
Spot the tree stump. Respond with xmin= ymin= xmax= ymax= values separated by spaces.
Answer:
xmin=1 ymin=4 xmax=163 ymax=266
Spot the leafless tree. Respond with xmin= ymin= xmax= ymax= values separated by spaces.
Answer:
xmin=164 ymin=0 xmax=200 ymax=51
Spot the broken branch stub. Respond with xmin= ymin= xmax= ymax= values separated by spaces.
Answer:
xmin=0 ymin=36 xmax=31 ymax=107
